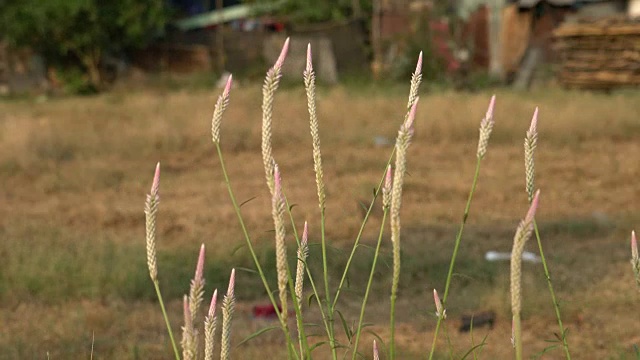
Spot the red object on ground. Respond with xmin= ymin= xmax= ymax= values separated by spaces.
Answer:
xmin=252 ymin=303 xmax=282 ymax=318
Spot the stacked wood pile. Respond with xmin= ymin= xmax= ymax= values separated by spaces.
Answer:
xmin=553 ymin=17 xmax=640 ymax=89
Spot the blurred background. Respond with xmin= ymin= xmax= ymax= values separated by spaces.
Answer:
xmin=1 ymin=0 xmax=639 ymax=94
xmin=1 ymin=0 xmax=640 ymax=359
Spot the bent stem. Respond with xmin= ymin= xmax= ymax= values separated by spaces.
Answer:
xmin=533 ymin=220 xmax=571 ymax=359
xmin=154 ymin=280 xmax=181 ymax=360
xmin=351 ymin=210 xmax=388 ymax=359
xmin=214 ymin=143 xmax=298 ymax=357
xmin=429 ymin=158 xmax=482 ymax=360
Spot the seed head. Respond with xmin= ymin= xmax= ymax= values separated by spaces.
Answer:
xmin=433 ymin=289 xmax=446 ymax=319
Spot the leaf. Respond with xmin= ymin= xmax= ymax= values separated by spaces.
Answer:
xmin=365 ymin=330 xmax=386 ymax=352
xmin=234 ymin=267 xmax=257 ymax=275
xmin=336 ymin=310 xmax=353 ymax=342
xmin=460 ymin=342 xmax=488 ymax=360
xmin=358 ymin=201 xmax=369 ymax=213
xmin=532 ymin=345 xmax=559 ymax=359
xmin=307 ymin=293 xmax=317 ymax=307
xmin=309 ymin=341 xmax=328 ymax=352
xmin=230 ymin=243 xmax=247 ymax=256
xmin=288 ymin=203 xmax=298 ymax=212
xmin=240 ymin=196 xmax=257 ymax=208
xmin=236 ymin=326 xmax=280 ymax=347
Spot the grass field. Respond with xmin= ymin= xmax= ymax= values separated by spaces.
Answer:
xmin=0 ymin=81 xmax=639 ymax=359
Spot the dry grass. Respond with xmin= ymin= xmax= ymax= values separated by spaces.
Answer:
xmin=0 ymin=83 xmax=639 ymax=358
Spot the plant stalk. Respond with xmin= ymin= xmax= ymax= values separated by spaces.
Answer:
xmin=154 ymin=280 xmax=181 ymax=360
xmin=429 ymin=158 xmax=482 ymax=360
xmin=215 ymin=143 xmax=298 ymax=357
xmin=351 ymin=210 xmax=388 ymax=359
xmin=533 ymin=220 xmax=571 ymax=359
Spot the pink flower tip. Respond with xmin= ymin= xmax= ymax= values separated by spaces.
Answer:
xmin=223 ymin=74 xmax=233 ymax=98
xmin=433 ymin=289 xmax=445 ymax=318
xmin=415 ymin=51 xmax=423 ymax=75
xmin=227 ymin=268 xmax=236 ymax=298
xmin=275 ymin=37 xmax=290 ymax=69
xmin=385 ymin=165 xmax=392 ymax=188
xmin=302 ymin=221 xmax=308 ymax=246
xmin=406 ymin=97 xmax=419 ymax=130
xmin=632 ymin=230 xmax=638 ymax=256
xmin=486 ymin=95 xmax=496 ymax=121
xmin=306 ymin=43 xmax=313 ymax=73
xmin=150 ymin=162 xmax=160 ymax=194
xmin=525 ymin=189 xmax=540 ymax=223
xmin=529 ymin=107 xmax=538 ymax=134
xmin=208 ymin=289 xmax=218 ymax=317
xmin=373 ymin=340 xmax=379 ymax=359
xmin=195 ymin=243 xmax=205 ymax=282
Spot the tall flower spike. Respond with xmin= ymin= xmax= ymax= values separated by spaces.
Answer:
xmin=262 ymin=38 xmax=289 ymax=195
xmin=295 ymin=221 xmax=309 ymax=307
xmin=477 ymin=95 xmax=496 ymax=159
xmin=204 ymin=289 xmax=218 ymax=360
xmin=144 ymin=162 xmax=161 ymax=282
xmin=631 ymin=230 xmax=640 ymax=287
xmin=211 ymin=74 xmax=233 ymax=144
xmin=433 ymin=289 xmax=446 ymax=319
xmin=510 ymin=190 xmax=539 ymax=358
xmin=382 ymin=165 xmax=393 ymax=210
xmin=181 ymin=294 xmax=196 ymax=360
xmin=294 ymin=221 xmax=309 ymax=351
xmin=271 ymin=164 xmax=289 ymax=326
xmin=188 ymin=244 xmax=206 ymax=325
xmin=389 ymin=97 xmax=419 ymax=358
xmin=220 ymin=269 xmax=236 ymax=360
xmin=304 ymin=43 xmax=326 ymax=210
xmin=373 ymin=340 xmax=380 ymax=360
xmin=510 ymin=190 xmax=540 ymax=320
xmin=524 ymin=107 xmax=539 ymax=202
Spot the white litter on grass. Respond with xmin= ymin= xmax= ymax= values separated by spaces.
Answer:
xmin=485 ymin=250 xmax=541 ymax=263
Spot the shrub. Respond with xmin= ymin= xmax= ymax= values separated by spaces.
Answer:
xmin=0 ymin=0 xmax=166 ymax=91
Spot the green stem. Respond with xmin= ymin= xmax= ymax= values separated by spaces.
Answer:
xmin=319 ymin=208 xmax=338 ymax=359
xmin=284 ymin=196 xmax=331 ymax=359
xmin=153 ymin=280 xmax=181 ymax=360
xmin=287 ymin=257 xmax=309 ymax=359
xmin=429 ymin=158 xmax=482 ymax=360
xmin=514 ymin=314 xmax=522 ymax=360
xmin=389 ymin=238 xmax=399 ymax=359
xmin=332 ymin=151 xmax=394 ymax=309
xmin=351 ymin=210 xmax=388 ymax=360
xmin=215 ymin=143 xmax=298 ymax=357
xmin=533 ymin=220 xmax=571 ymax=359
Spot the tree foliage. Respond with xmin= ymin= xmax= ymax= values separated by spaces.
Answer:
xmin=0 ymin=0 xmax=167 ymax=91
xmin=246 ymin=0 xmax=372 ymax=24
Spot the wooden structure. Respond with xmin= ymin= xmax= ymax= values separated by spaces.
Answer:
xmin=554 ymin=16 xmax=640 ymax=89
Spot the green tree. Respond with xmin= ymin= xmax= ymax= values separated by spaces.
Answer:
xmin=0 ymin=0 xmax=166 ymax=91
xmin=246 ymin=0 xmax=371 ymax=24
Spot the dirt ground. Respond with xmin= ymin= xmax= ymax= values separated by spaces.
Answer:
xmin=0 ymin=83 xmax=639 ymax=359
